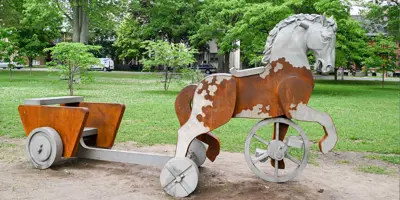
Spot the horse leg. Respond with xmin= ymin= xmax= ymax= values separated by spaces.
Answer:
xmin=175 ymin=74 xmax=237 ymax=158
xmin=175 ymin=119 xmax=210 ymax=158
xmin=175 ymin=84 xmax=221 ymax=161
xmin=289 ymin=104 xmax=337 ymax=153
xmin=271 ymin=122 xmax=289 ymax=169
xmin=278 ymin=77 xmax=337 ymax=154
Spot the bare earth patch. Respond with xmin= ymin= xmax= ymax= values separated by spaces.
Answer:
xmin=0 ymin=137 xmax=398 ymax=200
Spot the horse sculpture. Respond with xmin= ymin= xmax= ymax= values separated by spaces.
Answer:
xmin=160 ymin=13 xmax=338 ymax=197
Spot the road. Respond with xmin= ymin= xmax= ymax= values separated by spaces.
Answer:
xmin=3 ymin=67 xmax=400 ymax=82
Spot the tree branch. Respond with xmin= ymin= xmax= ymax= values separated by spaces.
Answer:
xmin=55 ymin=0 xmax=72 ymax=22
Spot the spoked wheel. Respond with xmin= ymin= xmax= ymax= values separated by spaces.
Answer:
xmin=186 ymin=138 xmax=206 ymax=167
xmin=25 ymin=127 xmax=63 ymax=169
xmin=244 ymin=118 xmax=310 ymax=182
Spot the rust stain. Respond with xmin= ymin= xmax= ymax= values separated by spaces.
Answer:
xmin=195 ymin=76 xmax=236 ymax=130
xmin=233 ymin=57 xmax=314 ymax=118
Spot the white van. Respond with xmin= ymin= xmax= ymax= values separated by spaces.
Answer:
xmin=91 ymin=58 xmax=114 ymax=71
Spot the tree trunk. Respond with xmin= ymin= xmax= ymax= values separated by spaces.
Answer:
xmin=72 ymin=0 xmax=89 ymax=44
xmin=29 ymin=57 xmax=33 ymax=76
xmin=164 ymin=65 xmax=168 ymax=91
xmin=218 ymin=52 xmax=230 ymax=73
xmin=217 ymin=54 xmax=224 ymax=73
xmin=382 ymin=69 xmax=385 ymax=88
xmin=341 ymin=67 xmax=344 ymax=80
xmin=334 ymin=68 xmax=338 ymax=81
xmin=69 ymin=65 xmax=74 ymax=95
xmin=28 ymin=57 xmax=33 ymax=67
xmin=9 ymin=65 xmax=12 ymax=82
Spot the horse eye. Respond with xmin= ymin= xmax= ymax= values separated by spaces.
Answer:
xmin=322 ymin=37 xmax=331 ymax=42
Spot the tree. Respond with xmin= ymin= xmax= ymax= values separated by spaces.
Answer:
xmin=363 ymin=0 xmax=400 ymax=40
xmin=0 ymin=0 xmax=24 ymax=28
xmin=19 ymin=0 xmax=62 ymax=71
xmin=54 ymin=0 xmax=128 ymax=43
xmin=0 ymin=28 xmax=24 ymax=82
xmin=314 ymin=0 xmax=369 ymax=80
xmin=364 ymin=34 xmax=396 ymax=88
xmin=190 ymin=0 xmax=247 ymax=73
xmin=44 ymin=43 xmax=101 ymax=95
xmin=140 ymin=40 xmax=197 ymax=91
xmin=113 ymin=14 xmax=142 ymax=60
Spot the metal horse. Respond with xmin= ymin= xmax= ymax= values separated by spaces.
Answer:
xmin=175 ymin=14 xmax=338 ymax=164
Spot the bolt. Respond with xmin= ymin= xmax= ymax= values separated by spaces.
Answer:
xmin=38 ymin=144 xmax=43 ymax=154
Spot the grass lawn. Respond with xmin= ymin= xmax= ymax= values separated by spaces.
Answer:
xmin=0 ymin=70 xmax=399 ymax=155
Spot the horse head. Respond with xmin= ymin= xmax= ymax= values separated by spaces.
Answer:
xmin=302 ymin=14 xmax=337 ymax=74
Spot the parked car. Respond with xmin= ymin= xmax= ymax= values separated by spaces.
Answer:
xmin=0 ymin=61 xmax=24 ymax=69
xmin=91 ymin=58 xmax=114 ymax=71
xmin=192 ymin=63 xmax=217 ymax=74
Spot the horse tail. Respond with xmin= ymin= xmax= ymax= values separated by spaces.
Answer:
xmin=175 ymin=84 xmax=197 ymax=126
xmin=174 ymin=84 xmax=221 ymax=162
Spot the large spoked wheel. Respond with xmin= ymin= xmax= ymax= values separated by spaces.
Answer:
xmin=244 ymin=118 xmax=310 ymax=182
xmin=25 ymin=127 xmax=63 ymax=169
xmin=186 ymin=138 xmax=207 ymax=167
xmin=160 ymin=157 xmax=199 ymax=197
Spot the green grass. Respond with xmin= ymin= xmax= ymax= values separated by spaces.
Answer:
xmin=0 ymin=70 xmax=399 ymax=155
xmin=359 ymin=165 xmax=392 ymax=175
xmin=363 ymin=154 xmax=400 ymax=165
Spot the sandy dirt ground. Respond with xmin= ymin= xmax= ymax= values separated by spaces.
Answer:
xmin=0 ymin=137 xmax=398 ymax=200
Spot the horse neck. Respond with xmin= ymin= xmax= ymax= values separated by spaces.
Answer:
xmin=269 ymin=24 xmax=310 ymax=69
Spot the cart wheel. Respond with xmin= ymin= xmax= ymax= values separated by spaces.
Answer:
xmin=160 ymin=157 xmax=199 ymax=197
xmin=26 ymin=127 xmax=63 ymax=169
xmin=244 ymin=118 xmax=310 ymax=182
xmin=186 ymin=138 xmax=206 ymax=167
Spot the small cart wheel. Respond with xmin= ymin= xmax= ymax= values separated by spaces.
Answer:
xmin=244 ymin=118 xmax=310 ymax=182
xmin=25 ymin=127 xmax=63 ymax=169
xmin=160 ymin=157 xmax=199 ymax=197
xmin=186 ymin=138 xmax=206 ymax=167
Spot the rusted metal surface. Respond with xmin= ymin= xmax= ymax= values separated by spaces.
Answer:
xmin=62 ymin=102 xmax=125 ymax=148
xmin=234 ymin=58 xmax=314 ymax=119
xmin=195 ymin=75 xmax=237 ymax=130
xmin=175 ymin=84 xmax=221 ymax=162
xmin=18 ymin=105 xmax=89 ymax=158
xmin=173 ymin=14 xmax=338 ymax=174
xmin=175 ymin=84 xmax=197 ymax=126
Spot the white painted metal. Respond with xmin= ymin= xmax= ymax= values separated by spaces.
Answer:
xmin=26 ymin=127 xmax=63 ymax=169
xmin=244 ymin=118 xmax=310 ymax=183
xmin=160 ymin=157 xmax=199 ymax=198
xmin=77 ymin=138 xmax=173 ymax=167
xmin=286 ymin=136 xmax=304 ymax=149
xmin=174 ymin=74 xmax=232 ymax=159
xmin=186 ymin=138 xmax=207 ymax=167
xmin=231 ymin=14 xmax=336 ymax=77
xmin=24 ymin=96 xmax=84 ymax=105
xmin=230 ymin=66 xmax=265 ymax=77
xmin=82 ymin=127 xmax=98 ymax=137
xmin=289 ymin=102 xmax=337 ymax=153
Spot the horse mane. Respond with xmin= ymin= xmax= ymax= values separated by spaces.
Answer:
xmin=261 ymin=14 xmax=337 ymax=65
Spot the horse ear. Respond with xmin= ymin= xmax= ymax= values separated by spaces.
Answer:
xmin=299 ymin=22 xmax=309 ymax=29
xmin=322 ymin=12 xmax=327 ymax=26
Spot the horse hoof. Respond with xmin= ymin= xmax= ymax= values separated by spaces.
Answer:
xmin=318 ymin=133 xmax=338 ymax=154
